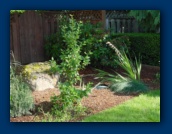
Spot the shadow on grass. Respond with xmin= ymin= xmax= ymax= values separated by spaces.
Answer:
xmin=143 ymin=89 xmax=160 ymax=98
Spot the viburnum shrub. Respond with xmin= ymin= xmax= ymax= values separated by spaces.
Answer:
xmin=50 ymin=15 xmax=92 ymax=119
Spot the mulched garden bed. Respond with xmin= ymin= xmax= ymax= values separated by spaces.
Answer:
xmin=10 ymin=64 xmax=160 ymax=122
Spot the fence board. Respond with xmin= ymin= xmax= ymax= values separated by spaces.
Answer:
xmin=30 ymin=11 xmax=36 ymax=62
xmin=19 ymin=11 xmax=30 ymax=64
xmin=106 ymin=11 xmax=140 ymax=33
xmin=34 ymin=11 xmax=44 ymax=62
xmin=10 ymin=10 xmax=105 ymax=64
xmin=11 ymin=14 xmax=21 ymax=62
xmin=10 ymin=11 xmax=57 ymax=64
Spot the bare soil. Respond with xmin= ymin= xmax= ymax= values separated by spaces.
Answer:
xmin=10 ymin=64 xmax=160 ymax=122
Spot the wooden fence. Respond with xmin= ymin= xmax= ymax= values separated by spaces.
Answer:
xmin=105 ymin=11 xmax=139 ymax=33
xmin=10 ymin=10 xmax=105 ymax=64
xmin=10 ymin=11 xmax=60 ymax=64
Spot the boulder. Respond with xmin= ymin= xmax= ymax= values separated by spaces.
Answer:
xmin=19 ymin=61 xmax=59 ymax=91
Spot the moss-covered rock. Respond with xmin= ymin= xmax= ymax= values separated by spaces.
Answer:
xmin=18 ymin=61 xmax=59 ymax=91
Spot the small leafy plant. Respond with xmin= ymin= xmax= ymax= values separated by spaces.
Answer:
xmin=50 ymin=82 xmax=91 ymax=120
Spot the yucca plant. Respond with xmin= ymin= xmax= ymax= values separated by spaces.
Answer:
xmin=95 ymin=41 xmax=148 ymax=94
xmin=106 ymin=41 xmax=142 ymax=81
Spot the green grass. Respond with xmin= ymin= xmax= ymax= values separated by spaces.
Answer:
xmin=82 ymin=90 xmax=160 ymax=122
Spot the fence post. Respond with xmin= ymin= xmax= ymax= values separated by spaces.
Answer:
xmin=127 ymin=19 xmax=131 ymax=33
xmin=111 ymin=19 xmax=116 ymax=33
xmin=101 ymin=10 xmax=106 ymax=30
xmin=122 ymin=19 xmax=126 ymax=33
xmin=105 ymin=18 xmax=109 ymax=30
xmin=132 ymin=19 xmax=139 ymax=33
xmin=116 ymin=19 xmax=121 ymax=33
xmin=12 ymin=13 xmax=21 ymax=62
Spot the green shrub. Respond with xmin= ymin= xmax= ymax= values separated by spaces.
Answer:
xmin=10 ymin=65 xmax=34 ymax=117
xmin=48 ymin=15 xmax=92 ymax=121
xmin=85 ymin=30 xmax=131 ymax=68
xmin=51 ymin=82 xmax=91 ymax=116
xmin=44 ymin=15 xmax=69 ymax=64
xmin=79 ymin=22 xmax=107 ymax=67
xmin=81 ymin=31 xmax=131 ymax=68
xmin=45 ymin=20 xmax=103 ymax=66
xmin=110 ymin=33 xmax=160 ymax=66
xmin=10 ymin=51 xmax=34 ymax=117
xmin=45 ymin=19 xmax=131 ymax=68
xmin=44 ymin=32 xmax=62 ymax=63
xmin=56 ymin=15 xmax=91 ymax=84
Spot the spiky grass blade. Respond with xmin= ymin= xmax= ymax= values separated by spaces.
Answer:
xmin=134 ymin=55 xmax=142 ymax=80
xmin=115 ymin=51 xmax=136 ymax=80
xmin=95 ymin=69 xmax=128 ymax=84
xmin=106 ymin=41 xmax=142 ymax=81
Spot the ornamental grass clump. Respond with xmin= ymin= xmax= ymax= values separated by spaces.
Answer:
xmin=96 ymin=41 xmax=148 ymax=95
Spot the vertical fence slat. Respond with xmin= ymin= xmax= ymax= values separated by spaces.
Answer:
xmin=35 ymin=11 xmax=44 ymax=62
xmin=42 ymin=15 xmax=47 ymax=60
xmin=12 ymin=23 xmax=18 ymax=61
xmin=10 ymin=10 xmax=108 ymax=64
xmin=101 ymin=10 xmax=106 ymax=29
xmin=132 ymin=19 xmax=138 ymax=33
xmin=44 ymin=19 xmax=49 ymax=37
xmin=116 ymin=19 xmax=120 ymax=33
xmin=106 ymin=11 xmax=140 ymax=33
xmin=19 ymin=11 xmax=30 ymax=64
xmin=29 ymin=11 xmax=34 ymax=63
xmin=10 ymin=24 xmax=13 ymax=52
xmin=122 ymin=19 xmax=126 ymax=33
xmin=12 ymin=14 xmax=20 ymax=62
xmin=110 ymin=19 xmax=115 ymax=33
xmin=50 ymin=20 xmax=54 ymax=34
xmin=127 ymin=19 xmax=131 ymax=33
xmin=105 ymin=18 xmax=109 ymax=30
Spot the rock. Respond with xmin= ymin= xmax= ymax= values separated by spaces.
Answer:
xmin=19 ymin=61 xmax=60 ymax=91
xmin=26 ymin=72 xmax=59 ymax=91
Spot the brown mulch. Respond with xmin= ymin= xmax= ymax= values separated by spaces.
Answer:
xmin=10 ymin=64 xmax=160 ymax=122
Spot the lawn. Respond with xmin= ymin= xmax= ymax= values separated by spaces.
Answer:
xmin=82 ymin=90 xmax=160 ymax=122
